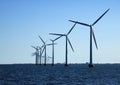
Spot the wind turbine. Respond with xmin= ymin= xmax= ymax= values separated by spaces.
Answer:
xmin=31 ymin=45 xmax=39 ymax=65
xmin=69 ymin=8 xmax=110 ymax=67
xmin=49 ymin=36 xmax=62 ymax=66
xmin=38 ymin=45 xmax=44 ymax=65
xmin=50 ymin=23 xmax=76 ymax=66
xmin=38 ymin=36 xmax=47 ymax=65
xmin=38 ymin=36 xmax=55 ymax=65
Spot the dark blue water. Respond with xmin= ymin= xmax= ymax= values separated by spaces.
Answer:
xmin=0 ymin=64 xmax=120 ymax=85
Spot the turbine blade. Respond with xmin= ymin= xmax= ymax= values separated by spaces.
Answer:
xmin=50 ymin=39 xmax=53 ymax=42
xmin=69 ymin=20 xmax=78 ymax=23
xmin=92 ymin=8 xmax=110 ymax=26
xmin=67 ymin=37 xmax=74 ymax=52
xmin=49 ymin=33 xmax=65 ymax=36
xmin=91 ymin=27 xmax=98 ymax=49
xmin=31 ymin=45 xmax=36 ymax=49
xmin=32 ymin=52 xmax=36 ymax=56
xmin=41 ymin=46 xmax=45 ymax=55
xmin=67 ymin=23 xmax=76 ymax=35
xmin=47 ymin=43 xmax=57 ymax=46
xmin=69 ymin=20 xmax=90 ymax=27
xmin=46 ymin=43 xmax=52 ymax=46
xmin=41 ymin=45 xmax=44 ymax=49
xmin=54 ymin=36 xmax=63 ymax=41
xmin=38 ymin=36 xmax=45 ymax=44
xmin=39 ymin=47 xmax=42 ymax=50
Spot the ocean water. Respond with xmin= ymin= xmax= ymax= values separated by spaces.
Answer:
xmin=0 ymin=64 xmax=120 ymax=85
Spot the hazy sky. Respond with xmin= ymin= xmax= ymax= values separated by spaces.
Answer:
xmin=0 ymin=0 xmax=120 ymax=64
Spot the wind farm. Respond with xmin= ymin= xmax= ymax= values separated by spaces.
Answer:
xmin=30 ymin=9 xmax=110 ymax=67
xmin=1 ymin=0 xmax=120 ymax=84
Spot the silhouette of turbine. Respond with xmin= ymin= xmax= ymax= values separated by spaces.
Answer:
xmin=69 ymin=8 xmax=110 ymax=68
xmin=49 ymin=36 xmax=62 ymax=66
xmin=31 ymin=45 xmax=39 ymax=65
xmin=38 ymin=36 xmax=55 ymax=65
xmin=38 ymin=36 xmax=48 ymax=65
xmin=38 ymin=45 xmax=44 ymax=65
xmin=50 ymin=23 xmax=76 ymax=66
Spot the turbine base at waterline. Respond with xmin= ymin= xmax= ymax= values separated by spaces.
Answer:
xmin=88 ymin=64 xmax=94 ymax=68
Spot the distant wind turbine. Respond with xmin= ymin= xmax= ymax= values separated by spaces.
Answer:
xmin=38 ymin=36 xmax=55 ymax=65
xmin=38 ymin=45 xmax=44 ymax=65
xmin=69 ymin=8 xmax=110 ymax=67
xmin=38 ymin=36 xmax=47 ymax=65
xmin=50 ymin=23 xmax=76 ymax=66
xmin=49 ymin=36 xmax=62 ymax=66
xmin=31 ymin=45 xmax=39 ymax=65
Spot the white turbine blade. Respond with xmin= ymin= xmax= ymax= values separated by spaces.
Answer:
xmin=67 ymin=23 xmax=77 ymax=35
xmin=69 ymin=20 xmax=90 ymax=27
xmin=91 ymin=27 xmax=98 ymax=49
xmin=67 ymin=37 xmax=74 ymax=52
xmin=38 ymin=36 xmax=45 ymax=44
xmin=92 ymin=8 xmax=110 ymax=26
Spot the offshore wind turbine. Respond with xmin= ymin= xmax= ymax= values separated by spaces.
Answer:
xmin=31 ymin=45 xmax=39 ymax=65
xmin=38 ymin=36 xmax=55 ymax=65
xmin=69 ymin=9 xmax=110 ymax=67
xmin=50 ymin=23 xmax=76 ymax=66
xmin=38 ymin=45 xmax=44 ymax=65
xmin=38 ymin=36 xmax=47 ymax=65
xmin=49 ymin=36 xmax=61 ymax=66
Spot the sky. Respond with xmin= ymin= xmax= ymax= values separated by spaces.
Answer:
xmin=0 ymin=0 xmax=120 ymax=64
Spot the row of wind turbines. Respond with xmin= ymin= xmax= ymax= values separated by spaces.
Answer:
xmin=31 ymin=8 xmax=110 ymax=67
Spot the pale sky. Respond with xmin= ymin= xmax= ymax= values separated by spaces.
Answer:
xmin=0 ymin=0 xmax=120 ymax=64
